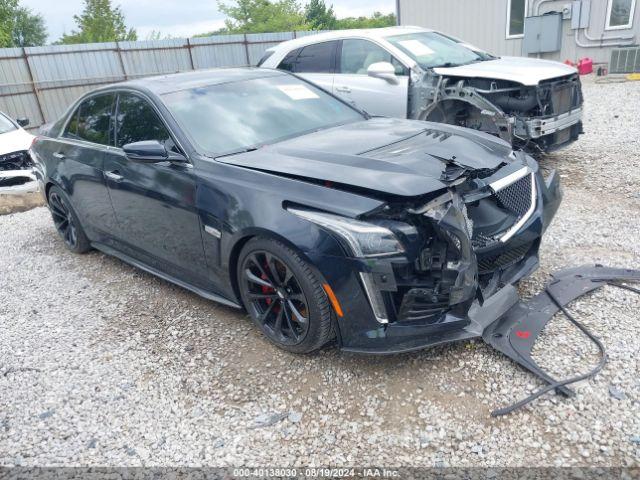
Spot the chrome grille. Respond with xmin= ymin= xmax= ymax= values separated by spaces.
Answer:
xmin=495 ymin=174 xmax=532 ymax=217
xmin=469 ymin=170 xmax=536 ymax=251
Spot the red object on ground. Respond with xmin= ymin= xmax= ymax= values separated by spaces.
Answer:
xmin=564 ymin=59 xmax=575 ymax=67
xmin=578 ymin=57 xmax=593 ymax=75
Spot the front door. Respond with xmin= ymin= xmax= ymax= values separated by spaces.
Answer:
xmin=333 ymin=39 xmax=409 ymax=118
xmin=104 ymin=92 xmax=209 ymax=287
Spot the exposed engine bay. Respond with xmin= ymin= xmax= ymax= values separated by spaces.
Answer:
xmin=409 ymin=72 xmax=584 ymax=153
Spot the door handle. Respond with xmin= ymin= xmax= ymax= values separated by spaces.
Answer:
xmin=105 ymin=170 xmax=123 ymax=182
xmin=336 ymin=86 xmax=351 ymax=93
xmin=52 ymin=152 xmax=65 ymax=159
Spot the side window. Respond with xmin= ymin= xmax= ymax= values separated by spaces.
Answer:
xmin=339 ymin=39 xmax=407 ymax=76
xmin=63 ymin=109 xmax=80 ymax=140
xmin=292 ymin=41 xmax=337 ymax=73
xmin=115 ymin=93 xmax=177 ymax=152
xmin=278 ymin=48 xmax=302 ymax=72
xmin=65 ymin=94 xmax=115 ymax=145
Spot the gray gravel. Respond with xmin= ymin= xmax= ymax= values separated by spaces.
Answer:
xmin=1 ymin=76 xmax=639 ymax=467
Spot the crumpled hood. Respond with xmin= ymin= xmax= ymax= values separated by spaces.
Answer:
xmin=433 ymin=56 xmax=577 ymax=86
xmin=0 ymin=128 xmax=33 ymax=157
xmin=216 ymin=118 xmax=514 ymax=197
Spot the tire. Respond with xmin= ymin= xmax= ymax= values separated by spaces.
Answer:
xmin=47 ymin=185 xmax=91 ymax=254
xmin=237 ymin=237 xmax=334 ymax=354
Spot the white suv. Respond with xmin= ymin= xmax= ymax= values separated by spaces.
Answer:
xmin=259 ymin=26 xmax=584 ymax=152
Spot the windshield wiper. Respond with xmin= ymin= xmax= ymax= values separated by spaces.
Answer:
xmin=431 ymin=62 xmax=459 ymax=68
xmin=214 ymin=146 xmax=259 ymax=159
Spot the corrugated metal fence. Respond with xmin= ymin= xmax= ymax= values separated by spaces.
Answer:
xmin=0 ymin=30 xmax=320 ymax=131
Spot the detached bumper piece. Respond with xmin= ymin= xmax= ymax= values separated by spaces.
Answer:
xmin=482 ymin=265 xmax=640 ymax=416
xmin=0 ymin=150 xmax=37 ymax=191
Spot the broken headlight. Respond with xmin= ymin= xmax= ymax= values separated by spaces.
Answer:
xmin=288 ymin=208 xmax=405 ymax=258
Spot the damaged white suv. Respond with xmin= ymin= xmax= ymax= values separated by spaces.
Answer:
xmin=259 ymin=26 xmax=584 ymax=152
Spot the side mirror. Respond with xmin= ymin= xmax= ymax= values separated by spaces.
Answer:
xmin=122 ymin=140 xmax=186 ymax=163
xmin=16 ymin=117 xmax=29 ymax=127
xmin=367 ymin=62 xmax=398 ymax=84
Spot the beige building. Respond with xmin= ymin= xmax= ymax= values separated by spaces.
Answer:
xmin=396 ymin=0 xmax=640 ymax=70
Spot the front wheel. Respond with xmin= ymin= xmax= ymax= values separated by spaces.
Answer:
xmin=237 ymin=237 xmax=334 ymax=353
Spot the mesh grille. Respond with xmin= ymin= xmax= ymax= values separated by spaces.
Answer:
xmin=495 ymin=174 xmax=532 ymax=217
xmin=477 ymin=242 xmax=533 ymax=274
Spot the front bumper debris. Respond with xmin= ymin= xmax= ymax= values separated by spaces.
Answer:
xmin=482 ymin=265 xmax=640 ymax=415
xmin=0 ymin=168 xmax=38 ymax=192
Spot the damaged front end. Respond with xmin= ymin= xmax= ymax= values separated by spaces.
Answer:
xmin=335 ymin=153 xmax=561 ymax=354
xmin=410 ymin=71 xmax=584 ymax=153
xmin=0 ymin=149 xmax=37 ymax=189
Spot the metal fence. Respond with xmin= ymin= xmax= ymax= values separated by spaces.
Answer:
xmin=0 ymin=30 xmax=320 ymax=131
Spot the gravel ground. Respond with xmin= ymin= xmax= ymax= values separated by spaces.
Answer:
xmin=1 ymin=76 xmax=639 ymax=468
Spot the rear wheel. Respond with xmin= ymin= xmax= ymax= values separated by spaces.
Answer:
xmin=237 ymin=237 xmax=334 ymax=353
xmin=48 ymin=186 xmax=91 ymax=253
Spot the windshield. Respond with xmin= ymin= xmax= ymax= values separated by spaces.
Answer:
xmin=386 ymin=32 xmax=495 ymax=69
xmin=0 ymin=113 xmax=17 ymax=135
xmin=162 ymin=74 xmax=365 ymax=156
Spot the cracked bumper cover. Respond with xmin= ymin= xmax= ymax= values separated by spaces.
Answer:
xmin=311 ymin=167 xmax=562 ymax=354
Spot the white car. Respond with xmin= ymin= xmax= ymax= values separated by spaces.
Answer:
xmin=0 ymin=111 xmax=36 ymax=188
xmin=259 ymin=26 xmax=584 ymax=152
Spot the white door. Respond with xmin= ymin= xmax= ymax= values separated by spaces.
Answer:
xmin=333 ymin=39 xmax=409 ymax=118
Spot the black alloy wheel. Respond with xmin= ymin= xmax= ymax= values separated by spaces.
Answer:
xmin=238 ymin=237 xmax=334 ymax=353
xmin=48 ymin=186 xmax=91 ymax=253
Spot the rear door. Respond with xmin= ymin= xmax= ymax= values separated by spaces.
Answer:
xmin=334 ymin=39 xmax=409 ymax=118
xmin=103 ymin=91 xmax=209 ymax=287
xmin=54 ymin=93 xmax=120 ymax=239
xmin=277 ymin=41 xmax=338 ymax=92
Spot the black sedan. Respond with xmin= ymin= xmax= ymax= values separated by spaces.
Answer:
xmin=31 ymin=68 xmax=562 ymax=354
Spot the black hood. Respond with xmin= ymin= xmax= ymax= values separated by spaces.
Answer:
xmin=216 ymin=118 xmax=514 ymax=197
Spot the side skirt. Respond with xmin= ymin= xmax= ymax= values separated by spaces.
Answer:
xmin=91 ymin=242 xmax=242 ymax=309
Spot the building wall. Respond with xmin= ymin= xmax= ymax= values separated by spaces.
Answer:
xmin=398 ymin=0 xmax=640 ymax=65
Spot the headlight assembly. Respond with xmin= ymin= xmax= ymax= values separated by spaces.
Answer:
xmin=287 ymin=207 xmax=405 ymax=258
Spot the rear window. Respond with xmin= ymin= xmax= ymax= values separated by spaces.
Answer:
xmin=65 ymin=94 xmax=115 ymax=145
xmin=256 ymin=50 xmax=275 ymax=67
xmin=277 ymin=41 xmax=338 ymax=74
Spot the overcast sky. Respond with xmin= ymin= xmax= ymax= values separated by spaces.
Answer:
xmin=21 ymin=0 xmax=396 ymax=43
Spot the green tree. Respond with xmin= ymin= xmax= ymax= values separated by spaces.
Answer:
xmin=304 ymin=0 xmax=336 ymax=30
xmin=0 ymin=1 xmax=48 ymax=47
xmin=0 ymin=0 xmax=18 ymax=47
xmin=12 ymin=7 xmax=47 ymax=46
xmin=58 ymin=0 xmax=137 ymax=44
xmin=334 ymin=12 xmax=396 ymax=30
xmin=217 ymin=0 xmax=309 ymax=33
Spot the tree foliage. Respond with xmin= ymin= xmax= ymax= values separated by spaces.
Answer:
xmin=13 ymin=7 xmax=47 ymax=46
xmin=304 ymin=0 xmax=336 ymax=30
xmin=217 ymin=0 xmax=308 ymax=34
xmin=58 ymin=0 xmax=137 ymax=45
xmin=0 ymin=0 xmax=48 ymax=47
xmin=207 ymin=0 xmax=396 ymax=36
xmin=334 ymin=11 xmax=396 ymax=30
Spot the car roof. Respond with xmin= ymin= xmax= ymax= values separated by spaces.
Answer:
xmin=99 ymin=67 xmax=286 ymax=96
xmin=268 ymin=25 xmax=432 ymax=51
